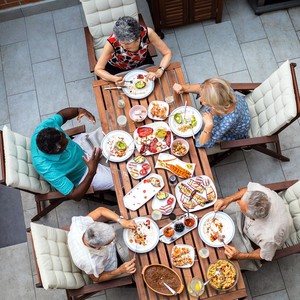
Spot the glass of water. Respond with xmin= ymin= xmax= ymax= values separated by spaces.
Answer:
xmin=198 ymin=247 xmax=210 ymax=259
xmin=187 ymin=277 xmax=205 ymax=297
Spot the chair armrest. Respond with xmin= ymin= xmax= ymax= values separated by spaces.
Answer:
xmin=84 ymin=27 xmax=98 ymax=72
xmin=262 ymin=180 xmax=298 ymax=192
xmin=273 ymin=243 xmax=300 ymax=260
xmin=65 ymin=125 xmax=86 ymax=137
xmin=220 ymin=136 xmax=278 ymax=149
xmin=231 ymin=83 xmax=261 ymax=91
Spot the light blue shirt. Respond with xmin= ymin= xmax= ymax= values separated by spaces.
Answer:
xmin=31 ymin=114 xmax=87 ymax=195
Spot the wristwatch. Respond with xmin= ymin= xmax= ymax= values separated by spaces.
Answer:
xmin=116 ymin=216 xmax=124 ymax=223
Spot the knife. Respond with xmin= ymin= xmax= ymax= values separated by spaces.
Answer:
xmin=104 ymin=86 xmax=127 ymax=90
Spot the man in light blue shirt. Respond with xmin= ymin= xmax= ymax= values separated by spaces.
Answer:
xmin=31 ymin=107 xmax=113 ymax=200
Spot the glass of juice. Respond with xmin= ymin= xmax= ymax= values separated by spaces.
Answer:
xmin=187 ymin=277 xmax=205 ymax=297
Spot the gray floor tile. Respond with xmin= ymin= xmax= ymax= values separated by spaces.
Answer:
xmin=204 ymin=21 xmax=247 ymax=75
xmin=278 ymin=254 xmax=300 ymax=300
xmin=175 ymin=23 xmax=209 ymax=56
xmin=261 ymin=11 xmax=300 ymax=62
xmin=253 ymin=290 xmax=289 ymax=300
xmin=245 ymin=261 xmax=285 ymax=297
xmin=53 ymin=5 xmax=83 ymax=33
xmin=162 ymin=33 xmax=185 ymax=69
xmin=0 ymin=49 xmax=2 ymax=72
xmin=0 ymin=18 xmax=27 ymax=46
xmin=25 ymin=207 xmax=59 ymax=229
xmin=226 ymin=0 xmax=266 ymax=43
xmin=0 ymin=243 xmax=36 ymax=300
xmin=279 ymin=120 xmax=300 ymax=151
xmin=212 ymin=149 xmax=246 ymax=167
xmin=222 ymin=70 xmax=252 ymax=83
xmin=20 ymin=191 xmax=36 ymax=211
xmin=8 ymin=90 xmax=41 ymax=137
xmin=1 ymin=41 xmax=35 ymax=96
xmin=26 ymin=12 xmax=59 ymax=64
xmin=0 ymin=72 xmax=9 ymax=125
xmin=57 ymin=28 xmax=91 ymax=82
xmin=281 ymin=148 xmax=300 ymax=180
xmin=288 ymin=6 xmax=300 ymax=31
xmin=105 ymin=286 xmax=138 ymax=300
xmin=241 ymin=39 xmax=278 ymax=82
xmin=33 ymin=58 xmax=69 ymax=115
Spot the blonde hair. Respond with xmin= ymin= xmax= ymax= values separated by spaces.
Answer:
xmin=200 ymin=78 xmax=236 ymax=114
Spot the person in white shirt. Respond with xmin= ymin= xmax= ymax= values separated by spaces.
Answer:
xmin=68 ymin=207 xmax=136 ymax=282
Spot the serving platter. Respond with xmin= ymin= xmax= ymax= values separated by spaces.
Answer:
xmin=175 ymin=175 xmax=217 ymax=212
xmin=168 ymin=106 xmax=202 ymax=138
xmin=148 ymin=100 xmax=169 ymax=120
xmin=123 ymin=173 xmax=164 ymax=211
xmin=101 ymin=130 xmax=135 ymax=162
xmin=171 ymin=244 xmax=195 ymax=268
xmin=122 ymin=70 xmax=154 ymax=100
xmin=198 ymin=211 xmax=235 ymax=247
xmin=151 ymin=191 xmax=176 ymax=215
xmin=133 ymin=121 xmax=173 ymax=156
xmin=159 ymin=213 xmax=198 ymax=244
xmin=126 ymin=156 xmax=151 ymax=179
xmin=155 ymin=153 xmax=195 ymax=179
xmin=123 ymin=217 xmax=159 ymax=253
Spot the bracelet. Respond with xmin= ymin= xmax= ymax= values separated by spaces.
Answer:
xmin=203 ymin=130 xmax=211 ymax=134
xmin=159 ymin=66 xmax=165 ymax=72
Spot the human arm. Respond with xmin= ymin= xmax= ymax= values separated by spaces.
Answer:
xmin=89 ymin=258 xmax=136 ymax=282
xmin=173 ymin=83 xmax=201 ymax=94
xmin=198 ymin=112 xmax=214 ymax=145
xmin=214 ymin=188 xmax=247 ymax=211
xmin=224 ymin=245 xmax=262 ymax=260
xmin=57 ymin=107 xmax=96 ymax=125
xmin=94 ymin=42 xmax=123 ymax=83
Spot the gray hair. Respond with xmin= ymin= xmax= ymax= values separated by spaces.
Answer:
xmin=242 ymin=191 xmax=271 ymax=219
xmin=84 ymin=222 xmax=115 ymax=247
xmin=113 ymin=16 xmax=141 ymax=43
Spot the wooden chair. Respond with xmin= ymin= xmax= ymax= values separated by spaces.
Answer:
xmin=0 ymin=125 xmax=115 ymax=222
xmin=207 ymin=60 xmax=300 ymax=166
xmin=29 ymin=222 xmax=133 ymax=300
xmin=80 ymin=0 xmax=157 ymax=73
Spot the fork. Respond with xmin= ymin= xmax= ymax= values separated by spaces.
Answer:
xmin=218 ymin=232 xmax=226 ymax=246
xmin=203 ymin=270 xmax=222 ymax=286
xmin=188 ymin=120 xmax=195 ymax=139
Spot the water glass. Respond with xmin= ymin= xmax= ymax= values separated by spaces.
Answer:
xmin=117 ymin=115 xmax=127 ymax=127
xmin=151 ymin=209 xmax=162 ymax=221
xmin=165 ymin=95 xmax=174 ymax=104
xmin=198 ymin=247 xmax=210 ymax=259
xmin=187 ymin=277 xmax=205 ymax=297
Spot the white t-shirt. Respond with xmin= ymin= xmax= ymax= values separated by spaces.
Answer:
xmin=243 ymin=182 xmax=292 ymax=261
xmin=67 ymin=216 xmax=118 ymax=278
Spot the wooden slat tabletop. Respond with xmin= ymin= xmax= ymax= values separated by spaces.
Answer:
xmin=93 ymin=62 xmax=247 ymax=300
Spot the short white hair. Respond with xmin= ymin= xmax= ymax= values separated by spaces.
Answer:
xmin=84 ymin=222 xmax=115 ymax=247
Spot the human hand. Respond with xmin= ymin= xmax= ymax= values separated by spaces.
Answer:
xmin=118 ymin=258 xmax=136 ymax=275
xmin=202 ymin=111 xmax=214 ymax=128
xmin=146 ymin=71 xmax=157 ymax=81
xmin=77 ymin=108 xmax=96 ymax=125
xmin=214 ymin=199 xmax=229 ymax=211
xmin=120 ymin=219 xmax=137 ymax=229
xmin=83 ymin=147 xmax=102 ymax=174
xmin=173 ymin=83 xmax=184 ymax=94
xmin=115 ymin=76 xmax=124 ymax=86
xmin=224 ymin=245 xmax=241 ymax=260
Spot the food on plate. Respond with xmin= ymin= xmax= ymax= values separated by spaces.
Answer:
xmin=107 ymin=137 xmax=128 ymax=157
xmin=178 ymin=124 xmax=192 ymax=132
xmin=137 ymin=127 xmax=153 ymax=137
xmin=155 ymin=128 xmax=167 ymax=138
xmin=180 ymin=195 xmax=198 ymax=209
xmin=142 ymin=163 xmax=150 ymax=170
xmin=159 ymin=204 xmax=173 ymax=214
xmin=130 ymin=168 xmax=139 ymax=177
xmin=134 ymin=155 xmax=145 ymax=164
xmin=207 ymin=260 xmax=237 ymax=290
xmin=192 ymin=193 xmax=207 ymax=206
xmin=204 ymin=217 xmax=224 ymax=242
xmin=150 ymin=102 xmax=168 ymax=119
xmin=178 ymin=183 xmax=193 ymax=196
xmin=187 ymin=179 xmax=205 ymax=193
xmin=127 ymin=161 xmax=137 ymax=168
xmin=184 ymin=217 xmax=195 ymax=228
xmin=172 ymin=141 xmax=188 ymax=156
xmin=115 ymin=140 xmax=127 ymax=150
xmin=132 ymin=108 xmax=147 ymax=122
xmin=144 ymin=177 xmax=161 ymax=187
xmin=174 ymin=222 xmax=185 ymax=233
xmin=156 ymin=191 xmax=169 ymax=200
xmin=172 ymin=246 xmax=193 ymax=267
xmin=174 ymin=113 xmax=183 ymax=124
xmin=190 ymin=115 xmax=197 ymax=127
xmin=135 ymin=80 xmax=147 ymax=89
xmin=140 ymin=168 xmax=148 ymax=176
xmin=128 ymin=219 xmax=154 ymax=246
xmin=137 ymin=74 xmax=145 ymax=80
xmin=165 ymin=163 xmax=192 ymax=178
xmin=206 ymin=185 xmax=216 ymax=201
xmin=163 ymin=226 xmax=175 ymax=238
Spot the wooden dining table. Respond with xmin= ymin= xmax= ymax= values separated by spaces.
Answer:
xmin=93 ymin=62 xmax=247 ymax=299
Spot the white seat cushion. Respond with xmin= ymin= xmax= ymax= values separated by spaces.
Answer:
xmin=31 ymin=222 xmax=90 ymax=290
xmin=246 ymin=60 xmax=297 ymax=138
xmin=2 ymin=126 xmax=50 ymax=194
xmin=81 ymin=0 xmax=138 ymax=59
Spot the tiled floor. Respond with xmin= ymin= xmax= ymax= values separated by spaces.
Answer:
xmin=1 ymin=0 xmax=300 ymax=299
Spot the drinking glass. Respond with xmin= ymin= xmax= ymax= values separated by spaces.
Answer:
xmin=151 ymin=209 xmax=162 ymax=221
xmin=198 ymin=247 xmax=210 ymax=259
xmin=117 ymin=115 xmax=127 ymax=127
xmin=165 ymin=94 xmax=174 ymax=104
xmin=187 ymin=277 xmax=205 ymax=297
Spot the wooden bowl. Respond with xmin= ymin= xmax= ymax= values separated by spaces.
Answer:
xmin=142 ymin=264 xmax=184 ymax=296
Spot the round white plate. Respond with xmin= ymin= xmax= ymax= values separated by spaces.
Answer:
xmin=148 ymin=100 xmax=169 ymax=120
xmin=122 ymin=70 xmax=154 ymax=100
xmin=198 ymin=211 xmax=235 ymax=247
xmin=126 ymin=157 xmax=151 ymax=179
xmin=101 ymin=130 xmax=134 ymax=162
xmin=168 ymin=106 xmax=202 ymax=138
xmin=171 ymin=244 xmax=195 ymax=268
xmin=151 ymin=192 xmax=176 ymax=215
xmin=123 ymin=217 xmax=160 ymax=253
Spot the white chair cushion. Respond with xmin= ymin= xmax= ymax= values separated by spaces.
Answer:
xmin=81 ymin=0 xmax=138 ymax=59
xmin=279 ymin=181 xmax=300 ymax=248
xmin=2 ymin=126 xmax=50 ymax=194
xmin=31 ymin=222 xmax=90 ymax=290
xmin=246 ymin=60 xmax=297 ymax=138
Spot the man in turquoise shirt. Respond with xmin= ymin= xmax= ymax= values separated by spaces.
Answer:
xmin=31 ymin=107 xmax=113 ymax=200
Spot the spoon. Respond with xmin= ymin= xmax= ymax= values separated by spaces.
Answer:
xmin=203 ymin=270 xmax=222 ymax=286
xmin=163 ymin=282 xmax=177 ymax=295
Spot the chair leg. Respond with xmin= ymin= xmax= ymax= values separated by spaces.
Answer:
xmin=252 ymin=144 xmax=289 ymax=161
xmin=31 ymin=199 xmax=65 ymax=222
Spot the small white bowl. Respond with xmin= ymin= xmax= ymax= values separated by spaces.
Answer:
xmin=171 ymin=138 xmax=189 ymax=157
xmin=129 ymin=105 xmax=147 ymax=122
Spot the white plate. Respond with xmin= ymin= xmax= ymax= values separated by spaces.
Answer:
xmin=198 ymin=211 xmax=235 ymax=247
xmin=151 ymin=192 xmax=176 ymax=215
xmin=168 ymin=106 xmax=203 ymax=138
xmin=123 ymin=217 xmax=159 ymax=253
xmin=171 ymin=244 xmax=195 ymax=268
xmin=123 ymin=173 xmax=164 ymax=211
xmin=126 ymin=157 xmax=151 ymax=179
xmin=101 ymin=130 xmax=134 ymax=162
xmin=148 ymin=100 xmax=169 ymax=120
xmin=175 ymin=175 xmax=217 ymax=212
xmin=159 ymin=213 xmax=198 ymax=244
xmin=133 ymin=121 xmax=173 ymax=156
xmin=122 ymin=70 xmax=154 ymax=100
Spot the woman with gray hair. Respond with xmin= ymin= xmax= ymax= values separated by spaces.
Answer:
xmin=95 ymin=16 xmax=172 ymax=84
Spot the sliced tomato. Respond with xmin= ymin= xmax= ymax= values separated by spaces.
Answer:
xmin=142 ymin=163 xmax=150 ymax=170
xmin=137 ymin=127 xmax=153 ymax=138
xmin=140 ymin=169 xmax=147 ymax=176
xmin=137 ymin=74 xmax=144 ymax=80
xmin=167 ymin=197 xmax=174 ymax=205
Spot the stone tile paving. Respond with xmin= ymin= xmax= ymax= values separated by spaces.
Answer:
xmin=1 ymin=0 xmax=300 ymax=299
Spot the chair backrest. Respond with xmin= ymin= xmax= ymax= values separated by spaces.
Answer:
xmin=279 ymin=181 xmax=300 ymax=248
xmin=246 ymin=60 xmax=299 ymax=138
xmin=81 ymin=0 xmax=139 ymax=59
xmin=31 ymin=222 xmax=90 ymax=290
xmin=1 ymin=126 xmax=50 ymax=194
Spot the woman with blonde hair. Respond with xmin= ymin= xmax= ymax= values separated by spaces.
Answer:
xmin=173 ymin=78 xmax=250 ymax=148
